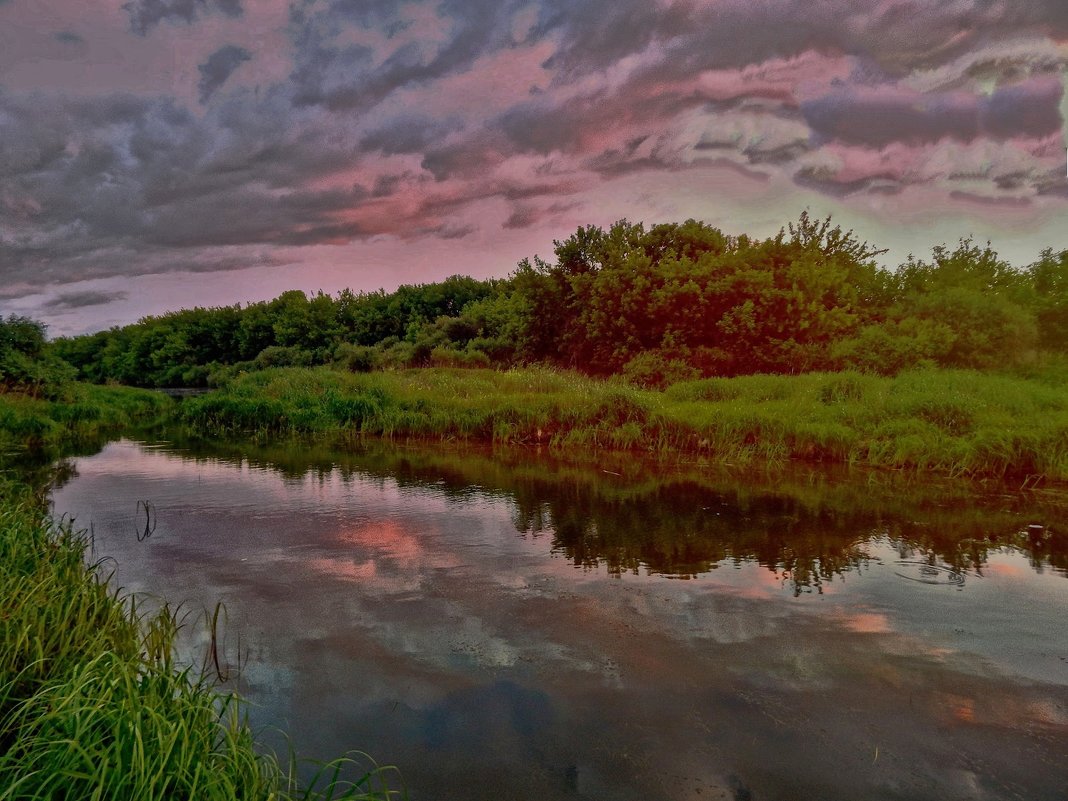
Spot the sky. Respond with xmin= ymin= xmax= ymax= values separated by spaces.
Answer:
xmin=1 ymin=0 xmax=1066 ymax=336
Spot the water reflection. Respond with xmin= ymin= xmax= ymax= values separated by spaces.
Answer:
xmin=47 ymin=436 xmax=1068 ymax=801
xmin=133 ymin=432 xmax=1068 ymax=592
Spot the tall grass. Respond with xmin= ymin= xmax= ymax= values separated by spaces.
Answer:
xmin=0 ymin=486 xmax=398 ymax=800
xmin=181 ymin=365 xmax=1068 ymax=481
xmin=0 ymin=383 xmax=171 ymax=455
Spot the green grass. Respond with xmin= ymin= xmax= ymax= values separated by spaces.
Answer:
xmin=0 ymin=485 xmax=398 ymax=800
xmin=180 ymin=365 xmax=1068 ymax=481
xmin=0 ymin=383 xmax=172 ymax=456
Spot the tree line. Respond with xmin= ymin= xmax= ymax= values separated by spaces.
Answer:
xmin=48 ymin=213 xmax=1068 ymax=388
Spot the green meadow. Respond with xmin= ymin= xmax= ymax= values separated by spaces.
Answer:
xmin=0 ymin=383 xmax=171 ymax=456
xmin=181 ymin=364 xmax=1068 ymax=482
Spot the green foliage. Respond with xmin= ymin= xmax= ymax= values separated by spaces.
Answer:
xmin=49 ymin=215 xmax=1067 ymax=385
xmin=335 ymin=343 xmax=380 ymax=373
xmin=832 ymin=318 xmax=951 ymax=374
xmin=51 ymin=278 xmax=498 ymax=389
xmin=0 ymin=316 xmax=75 ymax=398
xmin=502 ymin=213 xmax=889 ymax=374
xmin=620 ymin=350 xmax=700 ymax=389
xmin=0 ymin=489 xmax=398 ymax=800
xmin=865 ymin=240 xmax=1041 ymax=371
xmin=180 ymin=365 xmax=1068 ymax=480
xmin=1028 ymin=249 xmax=1068 ymax=351
xmin=0 ymin=383 xmax=170 ymax=455
xmin=253 ymin=345 xmax=314 ymax=369
xmin=428 ymin=347 xmax=491 ymax=369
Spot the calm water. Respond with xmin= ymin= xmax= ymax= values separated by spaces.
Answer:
xmin=51 ymin=438 xmax=1068 ymax=801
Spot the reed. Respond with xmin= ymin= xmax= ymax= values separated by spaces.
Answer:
xmin=180 ymin=365 xmax=1068 ymax=481
xmin=0 ymin=486 xmax=399 ymax=800
xmin=0 ymin=383 xmax=171 ymax=455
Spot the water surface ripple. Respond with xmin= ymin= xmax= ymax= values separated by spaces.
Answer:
xmin=51 ymin=439 xmax=1068 ymax=801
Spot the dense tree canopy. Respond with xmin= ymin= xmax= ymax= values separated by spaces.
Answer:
xmin=48 ymin=214 xmax=1066 ymax=388
xmin=0 ymin=316 xmax=74 ymax=397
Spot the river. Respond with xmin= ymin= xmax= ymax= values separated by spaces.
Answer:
xmin=50 ymin=437 xmax=1068 ymax=801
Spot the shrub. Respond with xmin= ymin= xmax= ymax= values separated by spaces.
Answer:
xmin=252 ymin=346 xmax=314 ymax=370
xmin=429 ymin=347 xmax=491 ymax=369
xmin=621 ymin=351 xmax=699 ymax=389
xmin=335 ymin=343 xmax=379 ymax=373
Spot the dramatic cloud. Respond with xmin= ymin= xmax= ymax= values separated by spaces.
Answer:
xmin=198 ymin=45 xmax=252 ymax=103
xmin=360 ymin=115 xmax=463 ymax=155
xmin=123 ymin=0 xmax=243 ymax=36
xmin=1 ymin=0 xmax=1066 ymax=329
xmin=42 ymin=290 xmax=129 ymax=310
xmin=803 ymin=78 xmax=1064 ymax=147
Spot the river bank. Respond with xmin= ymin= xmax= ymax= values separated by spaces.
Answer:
xmin=0 ymin=384 xmax=398 ymax=799
xmin=180 ymin=364 xmax=1068 ymax=482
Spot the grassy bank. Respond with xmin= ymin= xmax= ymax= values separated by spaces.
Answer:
xmin=0 ymin=383 xmax=172 ymax=457
xmin=0 ymin=483 xmax=396 ymax=800
xmin=180 ymin=365 xmax=1068 ymax=481
xmin=0 ymin=382 xmax=398 ymax=798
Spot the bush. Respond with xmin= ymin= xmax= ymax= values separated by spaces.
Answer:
xmin=832 ymin=319 xmax=952 ymax=375
xmin=1 ymin=316 xmax=75 ymax=397
xmin=621 ymin=351 xmax=700 ymax=389
xmin=335 ymin=343 xmax=379 ymax=373
xmin=251 ymin=346 xmax=313 ymax=370
xmin=429 ymin=347 xmax=491 ymax=369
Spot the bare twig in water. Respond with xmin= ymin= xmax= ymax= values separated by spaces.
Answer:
xmin=135 ymin=500 xmax=156 ymax=542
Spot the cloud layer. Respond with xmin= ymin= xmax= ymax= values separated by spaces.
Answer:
xmin=0 ymin=0 xmax=1066 ymax=323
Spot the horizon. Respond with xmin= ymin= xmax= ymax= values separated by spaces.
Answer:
xmin=2 ymin=0 xmax=1067 ymax=336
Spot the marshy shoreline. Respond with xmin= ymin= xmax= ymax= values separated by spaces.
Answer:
xmin=1 ymin=359 xmax=1066 ymax=799
xmin=179 ymin=364 xmax=1068 ymax=484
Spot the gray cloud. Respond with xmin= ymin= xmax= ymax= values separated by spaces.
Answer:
xmin=949 ymin=190 xmax=1032 ymax=208
xmin=536 ymin=0 xmax=1068 ymax=84
xmin=535 ymin=0 xmax=690 ymax=77
xmin=0 ymin=86 xmax=370 ymax=288
xmin=2 ymin=0 xmax=1066 ymax=303
xmin=502 ymin=205 xmax=540 ymax=230
xmin=793 ymin=166 xmax=903 ymax=197
xmin=1034 ymin=171 xmax=1068 ymax=198
xmin=42 ymin=290 xmax=129 ymax=310
xmin=421 ymin=133 xmax=509 ymax=180
xmin=981 ymin=78 xmax=1064 ymax=139
xmin=123 ymin=0 xmax=243 ymax=36
xmin=435 ymin=222 xmax=476 ymax=240
xmin=371 ymin=173 xmax=409 ymax=198
xmin=742 ymin=141 xmax=810 ymax=165
xmin=360 ymin=115 xmax=462 ymax=155
xmin=198 ymin=45 xmax=252 ymax=103
xmin=802 ymin=78 xmax=1063 ymax=147
xmin=502 ymin=200 xmax=579 ymax=230
xmin=290 ymin=0 xmax=519 ymax=112
xmin=802 ymin=91 xmax=980 ymax=147
xmin=54 ymin=31 xmax=84 ymax=44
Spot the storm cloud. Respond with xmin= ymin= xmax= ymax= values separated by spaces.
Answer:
xmin=803 ymin=78 xmax=1064 ymax=147
xmin=123 ymin=0 xmax=243 ymax=35
xmin=198 ymin=45 xmax=252 ymax=103
xmin=42 ymin=290 xmax=129 ymax=310
xmin=0 ymin=0 xmax=1065 ymax=315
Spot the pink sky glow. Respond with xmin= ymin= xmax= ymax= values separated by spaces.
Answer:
xmin=0 ymin=0 xmax=1065 ymax=334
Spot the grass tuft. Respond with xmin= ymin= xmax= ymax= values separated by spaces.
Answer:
xmin=0 ymin=486 xmax=399 ymax=800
